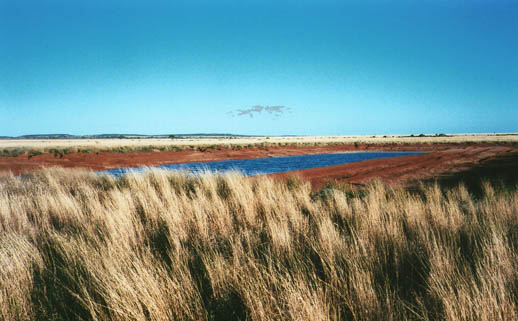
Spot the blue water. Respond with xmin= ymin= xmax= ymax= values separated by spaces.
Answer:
xmin=102 ymin=152 xmax=422 ymax=177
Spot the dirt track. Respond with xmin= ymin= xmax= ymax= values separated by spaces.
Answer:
xmin=1 ymin=144 xmax=517 ymax=189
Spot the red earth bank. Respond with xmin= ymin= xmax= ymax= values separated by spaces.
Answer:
xmin=1 ymin=144 xmax=517 ymax=189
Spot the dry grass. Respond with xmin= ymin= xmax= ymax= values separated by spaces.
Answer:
xmin=1 ymin=134 xmax=518 ymax=156
xmin=1 ymin=168 xmax=518 ymax=320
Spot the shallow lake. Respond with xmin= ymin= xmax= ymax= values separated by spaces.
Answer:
xmin=103 ymin=151 xmax=422 ymax=177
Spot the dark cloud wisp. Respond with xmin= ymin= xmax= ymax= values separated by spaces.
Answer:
xmin=228 ymin=105 xmax=292 ymax=118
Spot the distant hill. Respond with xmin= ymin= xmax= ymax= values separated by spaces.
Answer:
xmin=17 ymin=134 xmax=78 ymax=139
xmin=0 ymin=133 xmax=257 ymax=139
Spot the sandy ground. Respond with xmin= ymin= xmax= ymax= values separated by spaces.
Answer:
xmin=2 ymin=143 xmax=518 ymax=190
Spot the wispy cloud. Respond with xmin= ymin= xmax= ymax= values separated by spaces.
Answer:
xmin=227 ymin=105 xmax=292 ymax=118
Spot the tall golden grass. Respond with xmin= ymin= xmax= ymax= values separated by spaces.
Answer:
xmin=1 ymin=168 xmax=518 ymax=320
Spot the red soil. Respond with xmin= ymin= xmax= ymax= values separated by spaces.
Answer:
xmin=272 ymin=145 xmax=518 ymax=189
xmin=1 ymin=144 xmax=517 ymax=189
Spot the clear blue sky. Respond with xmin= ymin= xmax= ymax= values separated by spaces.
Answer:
xmin=1 ymin=0 xmax=517 ymax=136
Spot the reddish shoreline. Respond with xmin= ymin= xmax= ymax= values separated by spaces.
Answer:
xmin=271 ymin=145 xmax=518 ymax=189
xmin=1 ymin=144 xmax=517 ymax=188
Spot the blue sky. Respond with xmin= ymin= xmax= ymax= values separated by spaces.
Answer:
xmin=1 ymin=0 xmax=517 ymax=136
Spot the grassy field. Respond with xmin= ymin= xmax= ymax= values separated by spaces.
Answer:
xmin=2 ymin=168 xmax=518 ymax=320
xmin=1 ymin=134 xmax=518 ymax=157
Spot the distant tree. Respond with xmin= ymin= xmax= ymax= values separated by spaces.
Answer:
xmin=169 ymin=134 xmax=176 ymax=139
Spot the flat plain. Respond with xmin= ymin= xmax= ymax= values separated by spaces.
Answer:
xmin=2 ymin=133 xmax=518 ymax=152
xmin=1 ymin=134 xmax=517 ymax=188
